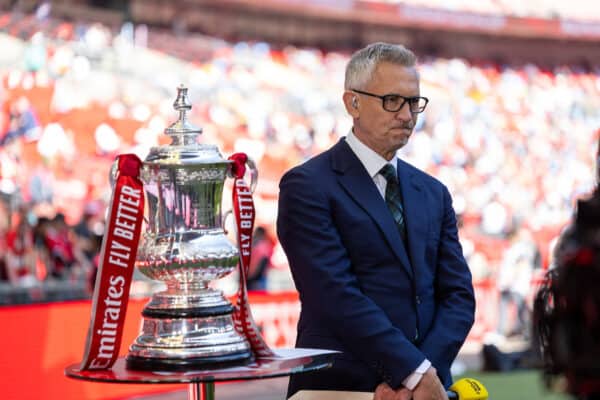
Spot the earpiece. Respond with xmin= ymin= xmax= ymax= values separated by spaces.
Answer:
xmin=352 ymin=97 xmax=358 ymax=109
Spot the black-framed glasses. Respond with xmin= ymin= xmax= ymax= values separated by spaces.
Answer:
xmin=351 ymin=89 xmax=429 ymax=114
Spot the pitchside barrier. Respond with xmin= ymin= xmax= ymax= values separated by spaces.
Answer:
xmin=1 ymin=282 xmax=510 ymax=399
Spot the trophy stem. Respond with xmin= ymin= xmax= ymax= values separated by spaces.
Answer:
xmin=167 ymin=280 xmax=209 ymax=292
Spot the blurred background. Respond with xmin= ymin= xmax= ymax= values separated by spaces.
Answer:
xmin=0 ymin=0 xmax=598 ymax=399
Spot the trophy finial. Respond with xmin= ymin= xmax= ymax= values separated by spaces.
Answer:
xmin=165 ymin=84 xmax=202 ymax=145
xmin=173 ymin=84 xmax=192 ymax=113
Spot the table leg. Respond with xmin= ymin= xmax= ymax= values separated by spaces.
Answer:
xmin=188 ymin=382 xmax=215 ymax=400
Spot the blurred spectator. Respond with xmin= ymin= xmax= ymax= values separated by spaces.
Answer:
xmin=29 ymin=162 xmax=54 ymax=204
xmin=1 ymin=96 xmax=40 ymax=145
xmin=247 ymin=226 xmax=275 ymax=291
xmin=94 ymin=122 xmax=122 ymax=155
xmin=73 ymin=202 xmax=102 ymax=262
xmin=0 ymin=139 xmax=21 ymax=217
xmin=43 ymin=213 xmax=90 ymax=280
xmin=4 ymin=209 xmax=36 ymax=287
xmin=73 ymin=202 xmax=103 ymax=291
xmin=36 ymin=122 xmax=75 ymax=160
xmin=496 ymin=227 xmax=541 ymax=339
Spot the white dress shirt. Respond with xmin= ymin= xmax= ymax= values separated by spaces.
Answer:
xmin=345 ymin=130 xmax=395 ymax=199
xmin=345 ymin=130 xmax=432 ymax=391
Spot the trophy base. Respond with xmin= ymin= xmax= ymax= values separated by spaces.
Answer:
xmin=126 ymin=350 xmax=253 ymax=372
xmin=126 ymin=298 xmax=253 ymax=372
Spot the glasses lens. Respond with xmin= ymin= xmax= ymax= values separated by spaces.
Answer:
xmin=382 ymin=95 xmax=404 ymax=112
xmin=382 ymin=95 xmax=427 ymax=113
xmin=409 ymin=97 xmax=427 ymax=113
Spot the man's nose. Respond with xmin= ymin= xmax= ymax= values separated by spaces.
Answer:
xmin=395 ymin=102 xmax=413 ymax=121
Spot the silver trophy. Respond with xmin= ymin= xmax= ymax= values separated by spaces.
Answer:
xmin=126 ymin=86 xmax=255 ymax=371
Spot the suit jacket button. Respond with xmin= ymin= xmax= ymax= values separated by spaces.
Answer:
xmin=415 ymin=295 xmax=421 ymax=305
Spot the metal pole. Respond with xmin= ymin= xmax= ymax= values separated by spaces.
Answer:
xmin=188 ymin=382 xmax=216 ymax=400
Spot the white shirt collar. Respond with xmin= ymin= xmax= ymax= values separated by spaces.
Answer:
xmin=345 ymin=130 xmax=398 ymax=178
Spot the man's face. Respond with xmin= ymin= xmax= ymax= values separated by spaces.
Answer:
xmin=349 ymin=62 xmax=420 ymax=160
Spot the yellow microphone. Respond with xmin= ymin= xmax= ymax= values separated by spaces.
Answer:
xmin=447 ymin=378 xmax=489 ymax=400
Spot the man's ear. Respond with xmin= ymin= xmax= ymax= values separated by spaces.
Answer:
xmin=343 ymin=91 xmax=360 ymax=118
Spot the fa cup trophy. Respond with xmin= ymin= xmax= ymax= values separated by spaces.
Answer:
xmin=125 ymin=86 xmax=254 ymax=371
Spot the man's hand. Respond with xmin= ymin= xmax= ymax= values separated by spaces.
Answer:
xmin=412 ymin=367 xmax=448 ymax=400
xmin=374 ymin=382 xmax=412 ymax=400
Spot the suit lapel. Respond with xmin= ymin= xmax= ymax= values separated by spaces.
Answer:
xmin=331 ymin=139 xmax=413 ymax=278
xmin=397 ymin=159 xmax=428 ymax=273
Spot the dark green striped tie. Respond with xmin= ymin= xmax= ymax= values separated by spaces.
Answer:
xmin=379 ymin=164 xmax=406 ymax=240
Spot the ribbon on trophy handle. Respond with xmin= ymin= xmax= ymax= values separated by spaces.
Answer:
xmin=228 ymin=153 xmax=276 ymax=358
xmin=80 ymin=154 xmax=145 ymax=370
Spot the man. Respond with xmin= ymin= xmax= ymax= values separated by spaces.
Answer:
xmin=277 ymin=42 xmax=475 ymax=400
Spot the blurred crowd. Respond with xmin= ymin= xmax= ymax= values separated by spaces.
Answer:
xmin=372 ymin=0 xmax=600 ymax=21
xmin=0 ymin=10 xmax=598 ymax=324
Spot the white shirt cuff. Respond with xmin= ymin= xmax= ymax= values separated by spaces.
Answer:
xmin=402 ymin=359 xmax=432 ymax=391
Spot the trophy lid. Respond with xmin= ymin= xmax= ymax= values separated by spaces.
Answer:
xmin=145 ymin=85 xmax=229 ymax=165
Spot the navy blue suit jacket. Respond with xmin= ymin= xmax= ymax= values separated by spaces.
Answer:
xmin=277 ymin=138 xmax=475 ymax=396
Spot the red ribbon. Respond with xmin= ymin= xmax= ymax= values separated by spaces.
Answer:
xmin=80 ymin=154 xmax=145 ymax=370
xmin=229 ymin=153 xmax=275 ymax=358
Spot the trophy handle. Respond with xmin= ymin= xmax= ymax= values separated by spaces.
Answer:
xmin=222 ymin=209 xmax=234 ymax=235
xmin=245 ymin=157 xmax=258 ymax=194
xmin=223 ymin=156 xmax=257 ymax=233
xmin=109 ymin=159 xmax=118 ymax=187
